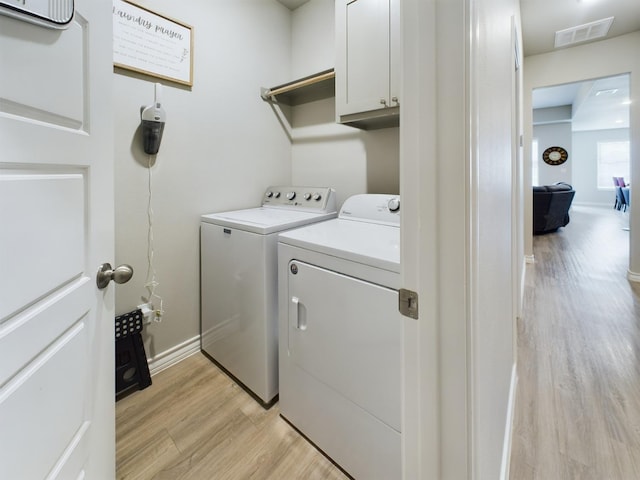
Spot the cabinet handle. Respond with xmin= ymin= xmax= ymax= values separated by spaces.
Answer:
xmin=380 ymin=98 xmax=387 ymax=106
xmin=391 ymin=96 xmax=399 ymax=105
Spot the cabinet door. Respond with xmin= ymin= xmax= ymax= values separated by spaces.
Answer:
xmin=336 ymin=0 xmax=390 ymax=116
xmin=389 ymin=0 xmax=400 ymax=103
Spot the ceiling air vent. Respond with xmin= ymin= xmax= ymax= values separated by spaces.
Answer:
xmin=554 ymin=17 xmax=614 ymax=48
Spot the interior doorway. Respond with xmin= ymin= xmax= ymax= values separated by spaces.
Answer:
xmin=531 ymin=74 xmax=631 ymax=200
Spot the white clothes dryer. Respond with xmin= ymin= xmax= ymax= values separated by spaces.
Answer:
xmin=277 ymin=194 xmax=402 ymax=480
xmin=200 ymin=186 xmax=336 ymax=407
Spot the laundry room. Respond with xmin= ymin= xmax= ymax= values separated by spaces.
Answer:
xmin=113 ymin=0 xmax=400 ymax=366
xmin=1 ymin=0 xmax=534 ymax=476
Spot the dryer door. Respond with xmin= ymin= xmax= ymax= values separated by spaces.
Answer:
xmin=284 ymin=259 xmax=402 ymax=479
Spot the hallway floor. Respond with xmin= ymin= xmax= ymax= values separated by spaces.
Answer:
xmin=510 ymin=206 xmax=640 ymax=479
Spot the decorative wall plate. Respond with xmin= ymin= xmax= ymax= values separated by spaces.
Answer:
xmin=542 ymin=146 xmax=568 ymax=166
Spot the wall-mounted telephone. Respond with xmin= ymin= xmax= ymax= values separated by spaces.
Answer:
xmin=140 ymin=83 xmax=166 ymax=155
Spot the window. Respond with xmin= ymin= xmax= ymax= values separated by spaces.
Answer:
xmin=597 ymin=141 xmax=630 ymax=189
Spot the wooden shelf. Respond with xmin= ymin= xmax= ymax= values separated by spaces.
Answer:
xmin=261 ymin=69 xmax=335 ymax=106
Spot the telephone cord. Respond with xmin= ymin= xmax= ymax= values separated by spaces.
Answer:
xmin=145 ymin=154 xmax=164 ymax=321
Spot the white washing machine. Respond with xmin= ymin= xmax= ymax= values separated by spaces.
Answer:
xmin=200 ymin=186 xmax=336 ymax=407
xmin=277 ymin=194 xmax=402 ymax=480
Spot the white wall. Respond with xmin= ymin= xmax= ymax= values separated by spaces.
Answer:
xmin=533 ymin=122 xmax=572 ymax=185
xmin=469 ymin=1 xmax=520 ymax=477
xmin=524 ymin=31 xmax=640 ymax=277
xmin=573 ymin=128 xmax=630 ymax=206
xmin=114 ymin=0 xmax=292 ymax=359
xmin=289 ymin=0 xmax=399 ymax=207
xmin=291 ymin=0 xmax=334 ymax=78
xmin=401 ymin=0 xmax=521 ymax=478
xmin=532 ymin=105 xmax=571 ymax=124
xmin=114 ymin=0 xmax=399 ymax=363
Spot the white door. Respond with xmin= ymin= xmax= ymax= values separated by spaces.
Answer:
xmin=0 ymin=1 xmax=115 ymax=478
xmin=283 ymin=260 xmax=402 ymax=479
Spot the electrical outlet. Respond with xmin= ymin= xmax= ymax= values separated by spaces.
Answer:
xmin=137 ymin=302 xmax=154 ymax=323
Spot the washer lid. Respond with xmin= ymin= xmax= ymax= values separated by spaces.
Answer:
xmin=278 ymin=218 xmax=400 ymax=273
xmin=201 ymin=207 xmax=337 ymax=234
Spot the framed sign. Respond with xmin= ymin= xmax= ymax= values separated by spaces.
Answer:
xmin=113 ymin=0 xmax=193 ymax=86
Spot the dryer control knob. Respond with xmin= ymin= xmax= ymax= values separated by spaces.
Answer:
xmin=388 ymin=197 xmax=400 ymax=212
xmin=313 ymin=193 xmax=322 ymax=201
xmin=303 ymin=193 xmax=312 ymax=201
xmin=274 ymin=192 xmax=281 ymax=198
xmin=266 ymin=191 xmax=273 ymax=198
xmin=286 ymin=191 xmax=296 ymax=200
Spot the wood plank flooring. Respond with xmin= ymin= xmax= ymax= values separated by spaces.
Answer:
xmin=116 ymin=353 xmax=349 ymax=479
xmin=118 ymin=205 xmax=640 ymax=479
xmin=510 ymin=206 xmax=640 ymax=479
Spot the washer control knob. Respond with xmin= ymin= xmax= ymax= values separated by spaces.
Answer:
xmin=388 ymin=197 xmax=400 ymax=212
xmin=303 ymin=193 xmax=312 ymax=201
xmin=286 ymin=191 xmax=296 ymax=200
xmin=266 ymin=191 xmax=273 ymax=198
xmin=313 ymin=193 xmax=322 ymax=201
xmin=274 ymin=191 xmax=281 ymax=198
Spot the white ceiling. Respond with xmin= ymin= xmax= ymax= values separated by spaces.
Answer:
xmin=278 ymin=0 xmax=639 ymax=131
xmin=523 ymin=0 xmax=638 ymax=130
xmin=278 ymin=0 xmax=640 ymax=58
xmin=533 ymin=74 xmax=630 ymax=131
xmin=521 ymin=0 xmax=640 ymax=57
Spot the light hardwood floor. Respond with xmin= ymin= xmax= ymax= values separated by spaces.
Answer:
xmin=116 ymin=353 xmax=349 ymax=479
xmin=118 ymin=206 xmax=640 ymax=479
xmin=510 ymin=206 xmax=640 ymax=479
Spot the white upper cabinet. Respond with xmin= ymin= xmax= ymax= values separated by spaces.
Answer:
xmin=335 ymin=0 xmax=400 ymax=129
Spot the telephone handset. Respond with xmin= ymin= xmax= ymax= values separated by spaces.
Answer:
xmin=140 ymin=83 xmax=166 ymax=155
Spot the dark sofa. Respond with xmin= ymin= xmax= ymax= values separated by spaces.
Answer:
xmin=533 ymin=183 xmax=575 ymax=234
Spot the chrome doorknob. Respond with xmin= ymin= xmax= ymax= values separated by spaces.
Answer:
xmin=96 ymin=263 xmax=133 ymax=289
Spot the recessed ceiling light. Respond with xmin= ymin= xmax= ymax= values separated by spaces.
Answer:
xmin=595 ymin=88 xmax=618 ymax=96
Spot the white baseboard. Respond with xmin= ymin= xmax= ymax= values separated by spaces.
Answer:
xmin=628 ymin=270 xmax=640 ymax=283
xmin=571 ymin=201 xmax=610 ymax=208
xmin=520 ymin=257 xmax=527 ymax=312
xmin=500 ymin=364 xmax=518 ymax=480
xmin=524 ymin=254 xmax=535 ymax=264
xmin=147 ymin=335 xmax=201 ymax=376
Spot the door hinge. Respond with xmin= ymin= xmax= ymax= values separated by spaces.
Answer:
xmin=399 ymin=288 xmax=418 ymax=319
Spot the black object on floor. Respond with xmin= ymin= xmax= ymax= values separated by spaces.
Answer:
xmin=115 ymin=309 xmax=151 ymax=399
